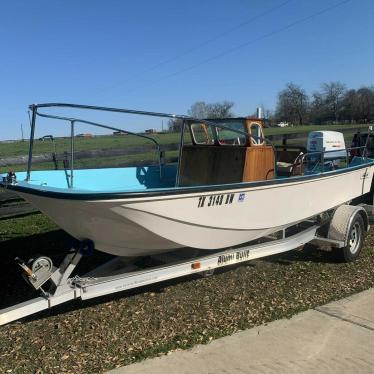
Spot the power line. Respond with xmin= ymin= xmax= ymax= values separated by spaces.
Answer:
xmin=100 ymin=0 xmax=293 ymax=91
xmin=123 ymin=0 xmax=353 ymax=95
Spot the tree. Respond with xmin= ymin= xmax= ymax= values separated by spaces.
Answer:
xmin=275 ymin=83 xmax=309 ymax=125
xmin=167 ymin=118 xmax=184 ymax=133
xmin=169 ymin=100 xmax=235 ymax=132
xmin=341 ymin=89 xmax=358 ymax=123
xmin=310 ymin=91 xmax=329 ymax=124
xmin=356 ymin=87 xmax=374 ymax=122
xmin=206 ymin=101 xmax=235 ymax=119
xmin=187 ymin=101 xmax=208 ymax=119
xmin=187 ymin=101 xmax=234 ymax=119
xmin=321 ymin=81 xmax=346 ymax=123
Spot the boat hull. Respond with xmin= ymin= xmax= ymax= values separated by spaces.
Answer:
xmin=13 ymin=164 xmax=374 ymax=256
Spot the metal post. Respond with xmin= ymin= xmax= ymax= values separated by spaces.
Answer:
xmin=70 ymin=121 xmax=75 ymax=188
xmin=282 ymin=135 xmax=287 ymax=151
xmin=175 ymin=119 xmax=186 ymax=187
xmin=27 ymin=110 xmax=32 ymax=129
xmin=158 ymin=145 xmax=163 ymax=179
xmin=363 ymin=126 xmax=372 ymax=160
xmin=26 ymin=106 xmax=37 ymax=181
xmin=346 ymin=148 xmax=349 ymax=168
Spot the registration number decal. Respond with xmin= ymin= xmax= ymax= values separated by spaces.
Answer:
xmin=197 ymin=193 xmax=235 ymax=208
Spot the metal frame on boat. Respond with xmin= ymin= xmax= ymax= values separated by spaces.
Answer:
xmin=26 ymin=103 xmax=255 ymax=187
xmin=18 ymin=103 xmax=374 ymax=190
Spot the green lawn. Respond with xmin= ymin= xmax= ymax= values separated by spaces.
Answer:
xmin=0 ymin=151 xmax=179 ymax=173
xmin=0 ymin=132 xmax=183 ymax=158
xmin=264 ymin=123 xmax=370 ymax=136
xmin=1 ymin=123 xmax=370 ymax=158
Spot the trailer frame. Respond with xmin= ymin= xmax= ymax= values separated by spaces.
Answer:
xmin=0 ymin=204 xmax=370 ymax=326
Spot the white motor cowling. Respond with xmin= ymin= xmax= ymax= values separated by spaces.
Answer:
xmin=307 ymin=131 xmax=346 ymax=161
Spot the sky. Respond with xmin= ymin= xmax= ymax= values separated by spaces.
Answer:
xmin=0 ymin=0 xmax=373 ymax=140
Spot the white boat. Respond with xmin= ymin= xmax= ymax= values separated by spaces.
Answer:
xmin=2 ymin=103 xmax=374 ymax=326
xmin=1 ymin=103 xmax=374 ymax=257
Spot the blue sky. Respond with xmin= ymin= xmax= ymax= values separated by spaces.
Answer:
xmin=0 ymin=0 xmax=373 ymax=139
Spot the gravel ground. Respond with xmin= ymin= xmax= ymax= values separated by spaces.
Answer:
xmin=0 ymin=214 xmax=374 ymax=374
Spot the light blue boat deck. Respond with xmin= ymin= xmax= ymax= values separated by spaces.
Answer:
xmin=1 ymin=157 xmax=372 ymax=195
xmin=8 ymin=165 xmax=178 ymax=194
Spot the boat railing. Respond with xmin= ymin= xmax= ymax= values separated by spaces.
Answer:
xmin=27 ymin=103 xmax=253 ymax=188
xmin=34 ymin=111 xmax=166 ymax=187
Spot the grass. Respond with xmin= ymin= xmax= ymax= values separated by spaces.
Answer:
xmin=264 ymin=122 xmax=370 ymax=136
xmin=1 ymin=151 xmax=179 ymax=173
xmin=0 ymin=133 xmax=182 ymax=159
xmin=0 ymin=213 xmax=374 ymax=373
xmin=0 ymin=123 xmax=368 ymax=174
xmin=0 ymin=123 xmax=370 ymax=159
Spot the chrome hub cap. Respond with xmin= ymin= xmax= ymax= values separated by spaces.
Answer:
xmin=348 ymin=223 xmax=361 ymax=254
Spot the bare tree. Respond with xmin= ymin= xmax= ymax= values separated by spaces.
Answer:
xmin=206 ymin=101 xmax=235 ymax=119
xmin=312 ymin=85 xmax=374 ymax=124
xmin=321 ymin=81 xmax=346 ymax=123
xmin=356 ymin=87 xmax=374 ymax=122
xmin=167 ymin=118 xmax=184 ymax=133
xmin=275 ymin=83 xmax=309 ymax=125
xmin=168 ymin=100 xmax=235 ymax=132
xmin=187 ymin=101 xmax=234 ymax=119
xmin=187 ymin=101 xmax=209 ymax=119
xmin=310 ymin=91 xmax=329 ymax=124
xmin=341 ymin=89 xmax=358 ymax=123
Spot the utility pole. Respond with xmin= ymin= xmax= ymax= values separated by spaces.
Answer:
xmin=27 ymin=111 xmax=32 ymax=128
xmin=21 ymin=123 xmax=24 ymax=142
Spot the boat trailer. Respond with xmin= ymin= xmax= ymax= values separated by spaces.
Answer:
xmin=0 ymin=204 xmax=371 ymax=326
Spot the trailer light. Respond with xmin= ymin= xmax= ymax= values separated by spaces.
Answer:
xmin=191 ymin=262 xmax=201 ymax=270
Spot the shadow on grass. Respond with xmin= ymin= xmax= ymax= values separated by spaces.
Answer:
xmin=0 ymin=211 xmax=39 ymax=222
xmin=0 ymin=231 xmax=254 ymax=324
xmin=263 ymin=243 xmax=344 ymax=265
xmin=0 ymin=230 xmax=341 ymax=325
xmin=0 ymin=230 xmax=114 ymax=305
xmin=0 ymin=230 xmax=72 ymax=308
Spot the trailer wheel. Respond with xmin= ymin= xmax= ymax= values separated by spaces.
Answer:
xmin=342 ymin=214 xmax=365 ymax=262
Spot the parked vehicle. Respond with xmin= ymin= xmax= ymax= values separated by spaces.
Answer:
xmin=276 ymin=121 xmax=289 ymax=127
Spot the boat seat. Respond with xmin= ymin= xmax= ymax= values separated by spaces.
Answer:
xmin=276 ymin=161 xmax=294 ymax=175
xmin=276 ymin=152 xmax=304 ymax=177
xmin=178 ymin=145 xmax=275 ymax=186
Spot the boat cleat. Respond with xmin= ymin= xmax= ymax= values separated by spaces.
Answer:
xmin=2 ymin=171 xmax=17 ymax=186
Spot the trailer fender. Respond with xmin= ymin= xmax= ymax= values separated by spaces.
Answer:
xmin=328 ymin=205 xmax=369 ymax=246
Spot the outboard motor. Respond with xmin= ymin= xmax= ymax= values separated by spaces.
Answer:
xmin=307 ymin=131 xmax=346 ymax=170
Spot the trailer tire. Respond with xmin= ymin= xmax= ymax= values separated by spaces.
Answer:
xmin=341 ymin=214 xmax=365 ymax=262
